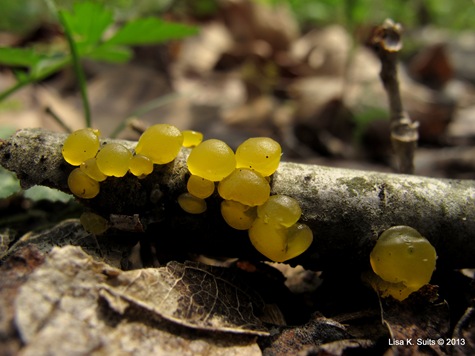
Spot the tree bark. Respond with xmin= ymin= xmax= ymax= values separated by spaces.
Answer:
xmin=1 ymin=128 xmax=474 ymax=271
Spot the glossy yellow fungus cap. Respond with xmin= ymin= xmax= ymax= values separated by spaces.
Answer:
xmin=187 ymin=139 xmax=236 ymax=182
xmin=370 ymin=225 xmax=437 ymax=300
xmin=62 ymin=128 xmax=100 ymax=166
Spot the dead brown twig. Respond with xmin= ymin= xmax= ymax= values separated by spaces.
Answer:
xmin=371 ymin=19 xmax=419 ymax=174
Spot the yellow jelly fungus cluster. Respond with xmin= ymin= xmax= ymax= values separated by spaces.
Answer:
xmin=369 ymin=225 xmax=437 ymax=301
xmin=180 ymin=136 xmax=313 ymax=263
xmin=62 ymin=124 xmax=192 ymax=199
xmin=62 ymin=126 xmax=313 ymax=262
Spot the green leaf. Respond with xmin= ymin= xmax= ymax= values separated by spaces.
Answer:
xmin=0 ymin=167 xmax=21 ymax=199
xmin=105 ymin=17 xmax=198 ymax=46
xmin=85 ymin=44 xmax=132 ymax=63
xmin=23 ymin=186 xmax=73 ymax=203
xmin=30 ymin=55 xmax=70 ymax=79
xmin=0 ymin=126 xmax=16 ymax=139
xmin=12 ymin=69 xmax=30 ymax=82
xmin=60 ymin=1 xmax=114 ymax=46
xmin=0 ymin=47 xmax=44 ymax=68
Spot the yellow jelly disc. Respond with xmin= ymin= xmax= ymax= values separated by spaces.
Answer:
xmin=370 ymin=226 xmax=437 ymax=292
xmin=257 ymin=194 xmax=302 ymax=227
xmin=80 ymin=212 xmax=109 ymax=235
xmin=235 ymin=137 xmax=282 ymax=176
xmin=96 ymin=143 xmax=132 ymax=177
xmin=135 ymin=124 xmax=183 ymax=164
xmin=178 ymin=193 xmax=207 ymax=214
xmin=129 ymin=154 xmax=154 ymax=178
xmin=285 ymin=223 xmax=313 ymax=260
xmin=187 ymin=175 xmax=215 ymax=199
xmin=80 ymin=158 xmax=107 ymax=182
xmin=187 ymin=139 xmax=236 ymax=181
xmin=62 ymin=128 xmax=100 ymax=166
xmin=221 ymin=200 xmax=257 ymax=230
xmin=218 ymin=168 xmax=270 ymax=206
xmin=67 ymin=168 xmax=100 ymax=199
xmin=248 ymin=218 xmax=287 ymax=262
xmin=182 ymin=130 xmax=204 ymax=147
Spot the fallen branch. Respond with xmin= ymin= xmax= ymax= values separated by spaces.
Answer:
xmin=1 ymin=128 xmax=475 ymax=271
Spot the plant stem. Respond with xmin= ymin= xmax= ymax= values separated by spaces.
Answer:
xmin=0 ymin=81 xmax=29 ymax=102
xmin=58 ymin=10 xmax=92 ymax=128
xmin=45 ymin=107 xmax=73 ymax=133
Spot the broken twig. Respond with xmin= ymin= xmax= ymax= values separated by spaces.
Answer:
xmin=371 ymin=19 xmax=419 ymax=174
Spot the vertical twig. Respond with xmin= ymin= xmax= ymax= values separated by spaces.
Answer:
xmin=370 ymin=19 xmax=419 ymax=174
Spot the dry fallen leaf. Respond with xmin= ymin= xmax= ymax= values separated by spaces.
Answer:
xmin=380 ymin=285 xmax=450 ymax=355
xmin=100 ymin=260 xmax=270 ymax=336
xmin=451 ymin=307 xmax=475 ymax=355
xmin=2 ymin=219 xmax=137 ymax=269
xmin=0 ymin=245 xmax=45 ymax=355
xmin=12 ymin=245 xmax=265 ymax=355
xmin=259 ymin=313 xmax=353 ymax=355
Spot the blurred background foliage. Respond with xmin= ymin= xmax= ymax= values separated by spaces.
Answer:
xmin=2 ymin=0 xmax=475 ymax=37
xmin=0 ymin=0 xmax=173 ymax=36
xmin=260 ymin=0 xmax=475 ymax=30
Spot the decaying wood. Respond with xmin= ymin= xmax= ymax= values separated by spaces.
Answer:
xmin=1 ymin=128 xmax=475 ymax=271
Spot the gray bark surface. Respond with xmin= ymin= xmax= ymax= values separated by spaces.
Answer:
xmin=1 ymin=128 xmax=474 ymax=270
